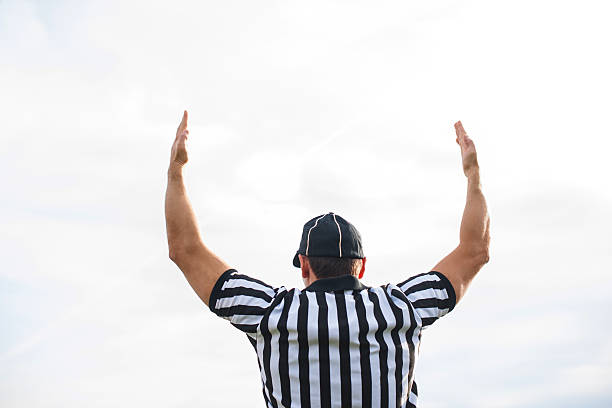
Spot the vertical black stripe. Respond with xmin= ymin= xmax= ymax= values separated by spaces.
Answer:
xmin=335 ymin=292 xmax=352 ymax=407
xmin=316 ymin=292 xmax=331 ymax=408
xmin=256 ymin=355 xmax=271 ymax=408
xmin=259 ymin=294 xmax=285 ymax=408
xmin=297 ymin=292 xmax=310 ymax=407
xmin=403 ymin=297 xmax=418 ymax=408
xmin=278 ymin=291 xmax=294 ymax=408
xmin=368 ymin=291 xmax=389 ymax=407
xmin=247 ymin=334 xmax=257 ymax=349
xmin=353 ymin=291 xmax=372 ymax=408
xmin=385 ymin=290 xmax=405 ymax=407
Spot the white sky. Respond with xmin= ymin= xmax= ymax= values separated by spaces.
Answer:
xmin=1 ymin=0 xmax=611 ymax=407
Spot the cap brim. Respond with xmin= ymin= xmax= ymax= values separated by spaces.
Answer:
xmin=292 ymin=252 xmax=301 ymax=268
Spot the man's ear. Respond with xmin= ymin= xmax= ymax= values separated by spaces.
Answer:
xmin=299 ymin=254 xmax=310 ymax=279
xmin=358 ymin=257 xmax=366 ymax=279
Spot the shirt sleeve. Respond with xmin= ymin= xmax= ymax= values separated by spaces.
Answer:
xmin=397 ymin=271 xmax=456 ymax=329
xmin=208 ymin=269 xmax=283 ymax=338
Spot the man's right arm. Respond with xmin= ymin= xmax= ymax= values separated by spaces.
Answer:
xmin=432 ymin=121 xmax=491 ymax=305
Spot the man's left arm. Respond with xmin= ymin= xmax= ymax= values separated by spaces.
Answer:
xmin=165 ymin=110 xmax=231 ymax=306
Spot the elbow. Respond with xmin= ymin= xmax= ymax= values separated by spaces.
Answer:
xmin=169 ymin=248 xmax=179 ymax=263
xmin=168 ymin=243 xmax=202 ymax=267
xmin=169 ymin=246 xmax=186 ymax=265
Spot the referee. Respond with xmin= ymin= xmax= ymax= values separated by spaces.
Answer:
xmin=165 ymin=111 xmax=491 ymax=408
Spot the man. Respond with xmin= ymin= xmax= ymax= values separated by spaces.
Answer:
xmin=165 ymin=111 xmax=490 ymax=408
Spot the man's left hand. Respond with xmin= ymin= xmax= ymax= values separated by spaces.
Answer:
xmin=170 ymin=110 xmax=189 ymax=169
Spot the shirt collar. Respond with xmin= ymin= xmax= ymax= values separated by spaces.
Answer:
xmin=304 ymin=274 xmax=369 ymax=292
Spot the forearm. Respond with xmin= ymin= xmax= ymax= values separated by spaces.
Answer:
xmin=459 ymin=169 xmax=490 ymax=256
xmin=165 ymin=165 xmax=204 ymax=257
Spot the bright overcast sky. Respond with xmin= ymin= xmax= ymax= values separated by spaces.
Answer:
xmin=1 ymin=0 xmax=611 ymax=407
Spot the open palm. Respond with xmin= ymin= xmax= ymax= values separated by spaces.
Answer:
xmin=454 ymin=121 xmax=479 ymax=177
xmin=171 ymin=110 xmax=189 ymax=167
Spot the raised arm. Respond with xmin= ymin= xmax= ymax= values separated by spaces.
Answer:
xmin=165 ymin=111 xmax=231 ymax=306
xmin=432 ymin=121 xmax=491 ymax=305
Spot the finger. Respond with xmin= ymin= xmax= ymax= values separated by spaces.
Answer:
xmin=455 ymin=122 xmax=470 ymax=148
xmin=176 ymin=133 xmax=187 ymax=149
xmin=177 ymin=110 xmax=188 ymax=134
xmin=454 ymin=121 xmax=466 ymax=138
xmin=177 ymin=130 xmax=189 ymax=141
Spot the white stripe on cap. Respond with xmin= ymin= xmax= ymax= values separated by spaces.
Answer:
xmin=305 ymin=214 xmax=328 ymax=256
xmin=332 ymin=213 xmax=342 ymax=257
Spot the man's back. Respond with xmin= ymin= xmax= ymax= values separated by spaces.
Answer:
xmin=166 ymin=114 xmax=490 ymax=407
xmin=210 ymin=269 xmax=456 ymax=408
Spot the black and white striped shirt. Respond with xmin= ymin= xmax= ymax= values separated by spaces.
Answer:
xmin=209 ymin=269 xmax=456 ymax=408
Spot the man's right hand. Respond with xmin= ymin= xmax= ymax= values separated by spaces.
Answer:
xmin=454 ymin=121 xmax=479 ymax=177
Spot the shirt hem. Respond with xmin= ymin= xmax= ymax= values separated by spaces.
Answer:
xmin=208 ymin=268 xmax=237 ymax=314
xmin=430 ymin=270 xmax=457 ymax=311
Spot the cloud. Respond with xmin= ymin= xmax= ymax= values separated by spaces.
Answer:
xmin=1 ymin=0 xmax=612 ymax=407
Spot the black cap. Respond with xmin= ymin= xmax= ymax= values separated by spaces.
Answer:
xmin=292 ymin=212 xmax=365 ymax=267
